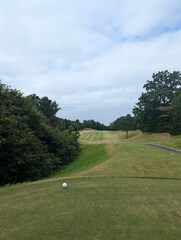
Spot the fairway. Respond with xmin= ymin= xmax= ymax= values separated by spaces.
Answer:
xmin=0 ymin=130 xmax=181 ymax=240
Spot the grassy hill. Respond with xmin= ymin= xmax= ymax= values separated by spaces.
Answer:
xmin=0 ymin=130 xmax=181 ymax=240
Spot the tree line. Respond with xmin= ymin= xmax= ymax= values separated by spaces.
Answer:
xmin=0 ymin=82 xmax=80 ymax=185
xmin=54 ymin=70 xmax=181 ymax=137
xmin=1 ymin=70 xmax=180 ymax=185
xmin=110 ymin=70 xmax=181 ymax=136
xmin=78 ymin=71 xmax=181 ymax=137
xmin=133 ymin=70 xmax=181 ymax=134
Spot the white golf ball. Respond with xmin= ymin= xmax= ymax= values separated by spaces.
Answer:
xmin=62 ymin=182 xmax=68 ymax=189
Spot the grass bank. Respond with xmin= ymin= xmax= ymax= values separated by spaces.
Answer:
xmin=51 ymin=144 xmax=108 ymax=178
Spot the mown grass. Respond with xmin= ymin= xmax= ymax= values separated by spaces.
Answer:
xmin=114 ymin=143 xmax=181 ymax=178
xmin=1 ymin=177 xmax=181 ymax=240
xmin=80 ymin=130 xmax=106 ymax=143
xmin=0 ymin=130 xmax=181 ymax=240
xmin=51 ymin=144 xmax=108 ymax=177
xmin=123 ymin=130 xmax=181 ymax=150
xmin=79 ymin=129 xmax=181 ymax=150
xmin=78 ymin=143 xmax=181 ymax=179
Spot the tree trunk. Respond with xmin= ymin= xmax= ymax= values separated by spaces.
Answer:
xmin=126 ymin=130 xmax=128 ymax=139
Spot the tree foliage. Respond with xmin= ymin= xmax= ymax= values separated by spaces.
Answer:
xmin=169 ymin=89 xmax=181 ymax=135
xmin=56 ymin=118 xmax=83 ymax=131
xmin=28 ymin=94 xmax=60 ymax=119
xmin=82 ymin=119 xmax=107 ymax=130
xmin=133 ymin=70 xmax=181 ymax=133
xmin=0 ymin=82 xmax=79 ymax=185
xmin=110 ymin=114 xmax=136 ymax=138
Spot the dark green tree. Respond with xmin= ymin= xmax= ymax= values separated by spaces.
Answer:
xmin=82 ymin=120 xmax=107 ymax=130
xmin=169 ymin=89 xmax=181 ymax=135
xmin=0 ymin=83 xmax=53 ymax=184
xmin=0 ymin=82 xmax=80 ymax=185
xmin=110 ymin=114 xmax=136 ymax=138
xmin=28 ymin=94 xmax=60 ymax=119
xmin=133 ymin=71 xmax=181 ymax=133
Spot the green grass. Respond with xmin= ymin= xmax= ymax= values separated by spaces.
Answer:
xmin=114 ymin=144 xmax=181 ymax=178
xmin=77 ymin=143 xmax=181 ymax=179
xmin=1 ymin=178 xmax=181 ymax=240
xmin=51 ymin=144 xmax=108 ymax=177
xmin=0 ymin=130 xmax=181 ymax=240
xmin=79 ymin=129 xmax=181 ymax=150
xmin=80 ymin=130 xmax=108 ymax=143
xmin=124 ymin=131 xmax=181 ymax=150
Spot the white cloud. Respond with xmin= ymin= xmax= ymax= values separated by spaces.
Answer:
xmin=0 ymin=0 xmax=181 ymax=124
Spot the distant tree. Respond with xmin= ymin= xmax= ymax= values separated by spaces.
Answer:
xmin=110 ymin=114 xmax=136 ymax=138
xmin=133 ymin=70 xmax=181 ymax=133
xmin=54 ymin=118 xmax=83 ymax=131
xmin=82 ymin=120 xmax=107 ymax=130
xmin=75 ymin=119 xmax=82 ymax=130
xmin=169 ymin=89 xmax=181 ymax=135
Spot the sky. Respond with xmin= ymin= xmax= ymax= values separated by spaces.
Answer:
xmin=0 ymin=0 xmax=181 ymax=125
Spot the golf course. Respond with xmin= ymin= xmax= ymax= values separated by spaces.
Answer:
xmin=0 ymin=130 xmax=181 ymax=240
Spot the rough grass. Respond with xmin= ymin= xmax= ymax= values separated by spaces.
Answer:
xmin=0 ymin=130 xmax=181 ymax=240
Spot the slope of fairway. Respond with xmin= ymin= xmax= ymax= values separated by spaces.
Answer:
xmin=0 ymin=130 xmax=181 ymax=240
xmin=51 ymin=144 xmax=108 ymax=178
xmin=80 ymin=129 xmax=181 ymax=150
xmin=78 ymin=143 xmax=181 ymax=179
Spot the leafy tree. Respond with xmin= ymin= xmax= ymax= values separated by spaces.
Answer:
xmin=28 ymin=94 xmax=60 ymax=119
xmin=82 ymin=119 xmax=107 ymax=130
xmin=169 ymin=89 xmax=181 ymax=135
xmin=110 ymin=114 xmax=136 ymax=138
xmin=0 ymin=82 xmax=80 ymax=185
xmin=56 ymin=118 xmax=83 ymax=131
xmin=0 ymin=84 xmax=53 ymax=184
xmin=0 ymin=117 xmax=53 ymax=184
xmin=133 ymin=71 xmax=181 ymax=133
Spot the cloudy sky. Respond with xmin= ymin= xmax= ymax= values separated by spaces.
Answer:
xmin=1 ymin=0 xmax=181 ymax=125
